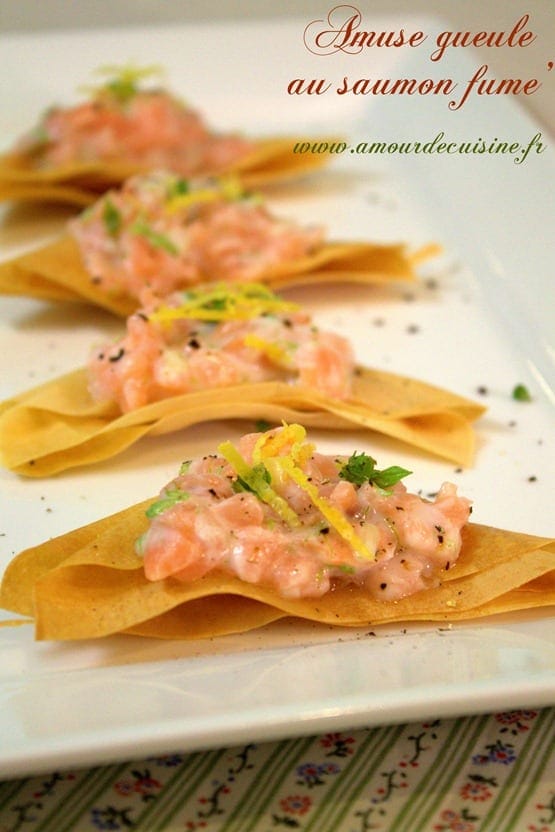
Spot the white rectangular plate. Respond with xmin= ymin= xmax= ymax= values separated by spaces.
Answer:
xmin=0 ymin=16 xmax=553 ymax=779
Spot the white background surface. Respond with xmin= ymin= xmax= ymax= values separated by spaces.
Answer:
xmin=0 ymin=5 xmax=553 ymax=776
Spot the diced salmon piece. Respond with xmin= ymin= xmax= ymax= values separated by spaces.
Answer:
xmin=139 ymin=425 xmax=472 ymax=601
xmin=69 ymin=171 xmax=324 ymax=303
xmin=88 ymin=285 xmax=354 ymax=412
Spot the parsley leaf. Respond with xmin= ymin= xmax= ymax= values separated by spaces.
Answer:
xmin=370 ymin=465 xmax=413 ymax=490
xmin=339 ymin=451 xmax=411 ymax=491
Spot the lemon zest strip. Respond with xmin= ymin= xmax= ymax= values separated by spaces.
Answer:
xmin=165 ymin=176 xmax=248 ymax=213
xmin=254 ymin=423 xmax=376 ymax=561
xmin=218 ymin=440 xmax=300 ymax=528
xmin=242 ymin=334 xmax=294 ymax=368
xmin=149 ymin=283 xmax=299 ymax=325
xmin=277 ymin=457 xmax=376 ymax=561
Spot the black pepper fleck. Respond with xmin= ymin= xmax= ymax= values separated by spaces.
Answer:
xmin=108 ymin=347 xmax=125 ymax=363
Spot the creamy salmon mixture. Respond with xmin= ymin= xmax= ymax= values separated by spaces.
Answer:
xmin=88 ymin=284 xmax=354 ymax=412
xmin=137 ymin=424 xmax=472 ymax=601
xmin=17 ymin=66 xmax=253 ymax=174
xmin=70 ymin=171 xmax=324 ymax=304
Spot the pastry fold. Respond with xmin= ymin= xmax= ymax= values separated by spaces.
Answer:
xmin=0 ymin=137 xmax=335 ymax=207
xmin=1 ymin=504 xmax=552 ymax=641
xmin=0 ymin=236 xmax=419 ymax=316
xmin=0 ymin=366 xmax=485 ymax=476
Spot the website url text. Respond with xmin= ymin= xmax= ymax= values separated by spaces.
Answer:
xmin=293 ymin=131 xmax=546 ymax=165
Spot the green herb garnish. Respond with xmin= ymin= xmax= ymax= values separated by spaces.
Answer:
xmin=232 ymin=462 xmax=271 ymax=494
xmin=512 ymin=384 xmax=532 ymax=402
xmin=86 ymin=64 xmax=164 ymax=105
xmin=219 ymin=438 xmax=300 ymax=527
xmin=102 ymin=198 xmax=122 ymax=237
xmin=339 ymin=451 xmax=411 ymax=491
xmin=135 ymin=532 xmax=148 ymax=556
xmin=130 ymin=218 xmax=179 ymax=255
xmin=145 ymin=487 xmax=189 ymax=518
xmin=167 ymin=178 xmax=190 ymax=199
xmin=202 ymin=296 xmax=228 ymax=312
xmin=149 ymin=283 xmax=299 ymax=325
xmin=333 ymin=563 xmax=356 ymax=574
